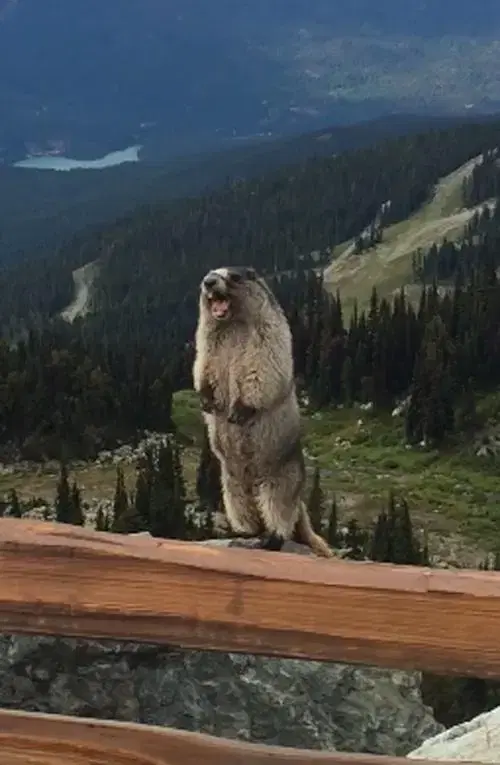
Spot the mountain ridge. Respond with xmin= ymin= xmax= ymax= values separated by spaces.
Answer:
xmin=4 ymin=0 xmax=500 ymax=161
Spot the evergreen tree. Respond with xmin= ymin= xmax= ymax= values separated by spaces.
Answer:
xmin=195 ymin=427 xmax=222 ymax=538
xmin=369 ymin=492 xmax=424 ymax=565
xmin=394 ymin=495 xmax=418 ymax=564
xmin=69 ymin=481 xmax=85 ymax=526
xmin=55 ymin=461 xmax=73 ymax=524
xmin=111 ymin=466 xmax=129 ymax=532
xmin=344 ymin=518 xmax=366 ymax=560
xmin=370 ymin=508 xmax=390 ymax=562
xmin=95 ymin=506 xmax=109 ymax=532
xmin=8 ymin=488 xmax=22 ymax=518
xmin=112 ymin=500 xmax=145 ymax=534
xmin=341 ymin=356 xmax=354 ymax=406
xmin=147 ymin=439 xmax=188 ymax=540
xmin=134 ymin=466 xmax=152 ymax=529
xmin=406 ymin=315 xmax=456 ymax=446
xmin=171 ymin=439 xmax=188 ymax=539
xmin=149 ymin=441 xmax=175 ymax=539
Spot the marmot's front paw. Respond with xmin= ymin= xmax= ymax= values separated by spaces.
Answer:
xmin=201 ymin=401 xmax=216 ymax=414
xmin=199 ymin=384 xmax=217 ymax=413
xmin=228 ymin=400 xmax=257 ymax=425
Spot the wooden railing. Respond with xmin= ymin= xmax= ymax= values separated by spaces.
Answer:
xmin=0 ymin=516 xmax=499 ymax=765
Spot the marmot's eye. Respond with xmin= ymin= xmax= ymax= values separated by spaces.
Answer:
xmin=228 ymin=271 xmax=242 ymax=283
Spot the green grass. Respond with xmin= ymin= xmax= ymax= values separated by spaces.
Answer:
xmin=2 ymin=389 xmax=499 ymax=560
xmin=303 ymin=403 xmax=500 ymax=546
xmin=172 ymin=389 xmax=500 ymax=550
xmin=172 ymin=389 xmax=206 ymax=444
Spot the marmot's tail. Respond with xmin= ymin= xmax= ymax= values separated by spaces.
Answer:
xmin=295 ymin=503 xmax=334 ymax=558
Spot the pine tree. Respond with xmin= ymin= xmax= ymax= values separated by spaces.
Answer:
xmin=341 ymin=356 xmax=355 ymax=407
xmin=134 ymin=467 xmax=151 ymax=529
xmin=195 ymin=427 xmax=221 ymax=537
xmin=69 ymin=481 xmax=85 ymax=526
xmin=95 ymin=506 xmax=109 ymax=532
xmin=8 ymin=488 xmax=22 ymax=518
xmin=344 ymin=518 xmax=366 ymax=560
xmin=395 ymin=495 xmax=417 ymax=564
xmin=406 ymin=315 xmax=456 ymax=446
xmin=370 ymin=509 xmax=390 ymax=562
xmin=149 ymin=441 xmax=174 ymax=539
xmin=111 ymin=466 xmax=129 ymax=532
xmin=171 ymin=439 xmax=188 ymax=539
xmin=55 ymin=461 xmax=73 ymax=524
xmin=112 ymin=499 xmax=144 ymax=534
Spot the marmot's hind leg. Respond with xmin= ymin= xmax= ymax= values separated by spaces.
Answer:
xmin=220 ymin=469 xmax=262 ymax=537
xmin=256 ymin=449 xmax=305 ymax=551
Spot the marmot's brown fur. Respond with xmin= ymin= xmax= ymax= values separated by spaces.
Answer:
xmin=193 ymin=265 xmax=333 ymax=557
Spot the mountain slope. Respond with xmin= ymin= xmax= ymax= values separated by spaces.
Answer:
xmin=323 ymin=154 xmax=497 ymax=310
xmin=3 ymin=115 xmax=500 ymax=352
xmin=1 ymin=113 xmax=456 ymax=265
xmin=4 ymin=0 xmax=500 ymax=160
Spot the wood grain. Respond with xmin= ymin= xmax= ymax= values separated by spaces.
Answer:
xmin=1 ymin=517 xmax=500 ymax=677
xmin=0 ymin=709 xmax=484 ymax=765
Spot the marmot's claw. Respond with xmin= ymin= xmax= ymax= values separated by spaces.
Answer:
xmin=228 ymin=401 xmax=256 ymax=425
xmin=201 ymin=402 xmax=215 ymax=413
xmin=199 ymin=384 xmax=217 ymax=413
xmin=260 ymin=532 xmax=285 ymax=551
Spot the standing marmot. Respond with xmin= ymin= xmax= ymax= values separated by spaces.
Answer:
xmin=193 ymin=265 xmax=333 ymax=558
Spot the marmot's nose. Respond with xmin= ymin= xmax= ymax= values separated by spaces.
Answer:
xmin=203 ymin=275 xmax=217 ymax=288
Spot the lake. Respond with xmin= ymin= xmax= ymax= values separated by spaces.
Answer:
xmin=13 ymin=144 xmax=142 ymax=171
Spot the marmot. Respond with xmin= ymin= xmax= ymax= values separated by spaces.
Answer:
xmin=193 ymin=265 xmax=333 ymax=558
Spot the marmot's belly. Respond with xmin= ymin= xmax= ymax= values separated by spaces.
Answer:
xmin=212 ymin=418 xmax=258 ymax=460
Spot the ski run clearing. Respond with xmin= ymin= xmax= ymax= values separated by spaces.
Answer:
xmin=323 ymin=154 xmax=496 ymax=311
xmin=60 ymin=260 xmax=99 ymax=323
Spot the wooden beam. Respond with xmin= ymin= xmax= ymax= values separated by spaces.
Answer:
xmin=0 ymin=709 xmax=483 ymax=765
xmin=1 ymin=517 xmax=500 ymax=677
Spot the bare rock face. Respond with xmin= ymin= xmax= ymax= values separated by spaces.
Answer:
xmin=408 ymin=707 xmax=500 ymax=763
xmin=0 ymin=537 xmax=443 ymax=754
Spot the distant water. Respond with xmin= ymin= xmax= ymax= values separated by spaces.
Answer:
xmin=13 ymin=144 xmax=142 ymax=171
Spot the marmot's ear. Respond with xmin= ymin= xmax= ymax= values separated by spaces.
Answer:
xmin=246 ymin=267 xmax=257 ymax=280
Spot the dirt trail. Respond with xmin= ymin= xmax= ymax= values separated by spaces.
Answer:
xmin=323 ymin=153 xmax=494 ymax=308
xmin=60 ymin=260 xmax=99 ymax=323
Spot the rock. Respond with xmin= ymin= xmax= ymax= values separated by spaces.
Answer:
xmin=0 ymin=537 xmax=443 ymax=754
xmin=408 ymin=707 xmax=500 ymax=762
xmin=0 ymin=635 xmax=441 ymax=754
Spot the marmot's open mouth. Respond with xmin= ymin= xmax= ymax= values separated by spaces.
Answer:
xmin=205 ymin=290 xmax=231 ymax=321
xmin=209 ymin=296 xmax=230 ymax=320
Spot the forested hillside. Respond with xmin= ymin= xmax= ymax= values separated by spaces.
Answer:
xmin=1 ymin=117 xmax=500 ymax=460
xmin=0 ymin=113 xmax=451 ymax=265
xmin=3 ymin=117 xmax=500 ymax=335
